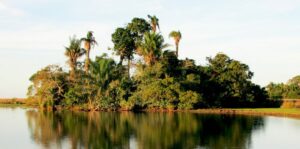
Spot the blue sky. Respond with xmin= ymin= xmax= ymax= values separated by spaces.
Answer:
xmin=0 ymin=0 xmax=300 ymax=98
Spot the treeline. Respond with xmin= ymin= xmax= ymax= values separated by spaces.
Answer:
xmin=266 ymin=76 xmax=300 ymax=100
xmin=27 ymin=15 xmax=276 ymax=110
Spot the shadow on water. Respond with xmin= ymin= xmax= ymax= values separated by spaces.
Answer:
xmin=26 ymin=111 xmax=265 ymax=149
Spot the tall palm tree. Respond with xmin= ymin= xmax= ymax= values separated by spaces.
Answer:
xmin=169 ymin=31 xmax=182 ymax=57
xmin=81 ymin=31 xmax=97 ymax=73
xmin=147 ymin=15 xmax=160 ymax=33
xmin=65 ymin=36 xmax=85 ymax=80
xmin=138 ymin=32 xmax=169 ymax=65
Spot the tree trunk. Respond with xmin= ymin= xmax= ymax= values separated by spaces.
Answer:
xmin=119 ymin=56 xmax=124 ymax=65
xmin=152 ymin=24 xmax=156 ymax=33
xmin=69 ymin=57 xmax=76 ymax=81
xmin=70 ymin=64 xmax=75 ymax=81
xmin=127 ymin=59 xmax=130 ymax=78
xmin=85 ymin=49 xmax=90 ymax=73
xmin=176 ymin=42 xmax=179 ymax=57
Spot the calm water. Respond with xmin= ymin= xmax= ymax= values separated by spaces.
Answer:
xmin=0 ymin=107 xmax=300 ymax=149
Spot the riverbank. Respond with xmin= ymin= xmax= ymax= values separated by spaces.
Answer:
xmin=192 ymin=108 xmax=300 ymax=119
xmin=34 ymin=108 xmax=300 ymax=119
xmin=0 ymin=99 xmax=299 ymax=119
xmin=0 ymin=98 xmax=26 ymax=105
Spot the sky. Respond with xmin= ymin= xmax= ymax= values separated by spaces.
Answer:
xmin=0 ymin=0 xmax=300 ymax=98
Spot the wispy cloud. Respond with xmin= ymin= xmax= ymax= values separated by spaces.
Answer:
xmin=0 ymin=22 xmax=113 ymax=51
xmin=0 ymin=1 xmax=25 ymax=17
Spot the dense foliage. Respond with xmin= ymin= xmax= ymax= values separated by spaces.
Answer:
xmin=27 ymin=15 xmax=273 ymax=110
xmin=266 ymin=76 xmax=300 ymax=99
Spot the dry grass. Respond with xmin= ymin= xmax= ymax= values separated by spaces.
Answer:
xmin=0 ymin=98 xmax=26 ymax=105
xmin=194 ymin=108 xmax=300 ymax=119
xmin=281 ymin=100 xmax=300 ymax=108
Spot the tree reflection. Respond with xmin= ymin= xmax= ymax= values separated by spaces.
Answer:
xmin=26 ymin=111 xmax=264 ymax=149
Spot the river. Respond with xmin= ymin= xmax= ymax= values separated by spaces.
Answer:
xmin=0 ymin=107 xmax=299 ymax=149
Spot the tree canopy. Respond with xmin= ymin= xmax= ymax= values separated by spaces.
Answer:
xmin=27 ymin=15 xmax=277 ymax=110
xmin=267 ymin=75 xmax=300 ymax=100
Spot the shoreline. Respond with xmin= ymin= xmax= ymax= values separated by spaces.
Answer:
xmin=135 ymin=108 xmax=300 ymax=119
xmin=191 ymin=109 xmax=300 ymax=119
xmin=0 ymin=103 xmax=299 ymax=119
xmin=0 ymin=98 xmax=299 ymax=119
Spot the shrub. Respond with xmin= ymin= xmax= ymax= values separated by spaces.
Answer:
xmin=178 ymin=91 xmax=202 ymax=110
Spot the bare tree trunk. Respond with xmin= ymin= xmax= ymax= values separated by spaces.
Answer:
xmin=84 ymin=49 xmax=90 ymax=73
xmin=119 ymin=56 xmax=124 ymax=65
xmin=70 ymin=65 xmax=75 ymax=81
xmin=127 ymin=59 xmax=130 ymax=78
xmin=176 ymin=43 xmax=179 ymax=57
xmin=152 ymin=25 xmax=156 ymax=33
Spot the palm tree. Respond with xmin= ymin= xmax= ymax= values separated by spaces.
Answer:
xmin=138 ymin=32 xmax=169 ymax=65
xmin=90 ymin=56 xmax=117 ymax=90
xmin=81 ymin=31 xmax=97 ymax=73
xmin=147 ymin=15 xmax=160 ymax=33
xmin=169 ymin=31 xmax=182 ymax=57
xmin=65 ymin=36 xmax=85 ymax=80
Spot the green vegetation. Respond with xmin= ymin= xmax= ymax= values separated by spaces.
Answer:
xmin=195 ymin=108 xmax=300 ymax=118
xmin=0 ymin=98 xmax=26 ymax=105
xmin=27 ymin=15 xmax=278 ymax=111
xmin=266 ymin=75 xmax=300 ymax=99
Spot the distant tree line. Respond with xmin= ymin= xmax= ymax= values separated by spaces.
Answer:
xmin=266 ymin=76 xmax=300 ymax=100
xmin=27 ymin=15 xmax=277 ymax=110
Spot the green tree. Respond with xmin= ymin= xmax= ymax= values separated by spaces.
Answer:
xmin=81 ymin=31 xmax=97 ymax=73
xmin=203 ymin=53 xmax=255 ymax=107
xmin=160 ymin=50 xmax=180 ymax=77
xmin=90 ymin=55 xmax=118 ymax=91
xmin=169 ymin=31 xmax=182 ymax=57
xmin=89 ymin=54 xmax=124 ymax=109
xmin=283 ymin=84 xmax=300 ymax=99
xmin=287 ymin=75 xmax=300 ymax=86
xmin=64 ymin=36 xmax=85 ymax=80
xmin=127 ymin=18 xmax=151 ymax=41
xmin=111 ymin=27 xmax=135 ymax=78
xmin=147 ymin=15 xmax=160 ymax=33
xmin=178 ymin=91 xmax=202 ymax=109
xmin=27 ymin=65 xmax=68 ymax=108
xmin=129 ymin=77 xmax=181 ymax=110
xmin=266 ymin=83 xmax=285 ymax=99
xmin=266 ymin=76 xmax=300 ymax=100
xmin=138 ymin=32 xmax=169 ymax=65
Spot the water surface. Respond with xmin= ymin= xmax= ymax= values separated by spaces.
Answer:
xmin=0 ymin=107 xmax=299 ymax=149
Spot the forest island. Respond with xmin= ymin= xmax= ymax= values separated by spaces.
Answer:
xmin=25 ymin=15 xmax=296 ymax=111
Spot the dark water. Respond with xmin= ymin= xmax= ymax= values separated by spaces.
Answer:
xmin=0 ymin=107 xmax=300 ymax=149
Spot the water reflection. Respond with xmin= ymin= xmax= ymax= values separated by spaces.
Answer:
xmin=26 ymin=111 xmax=264 ymax=149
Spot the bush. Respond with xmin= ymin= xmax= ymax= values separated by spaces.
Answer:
xmin=63 ymin=88 xmax=80 ymax=106
xmin=129 ymin=77 xmax=180 ymax=109
xmin=178 ymin=91 xmax=202 ymax=110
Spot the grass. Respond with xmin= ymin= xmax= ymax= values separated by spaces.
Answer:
xmin=194 ymin=108 xmax=300 ymax=119
xmin=235 ymin=108 xmax=300 ymax=114
xmin=0 ymin=98 xmax=299 ymax=119
xmin=0 ymin=98 xmax=26 ymax=105
xmin=232 ymin=108 xmax=300 ymax=116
